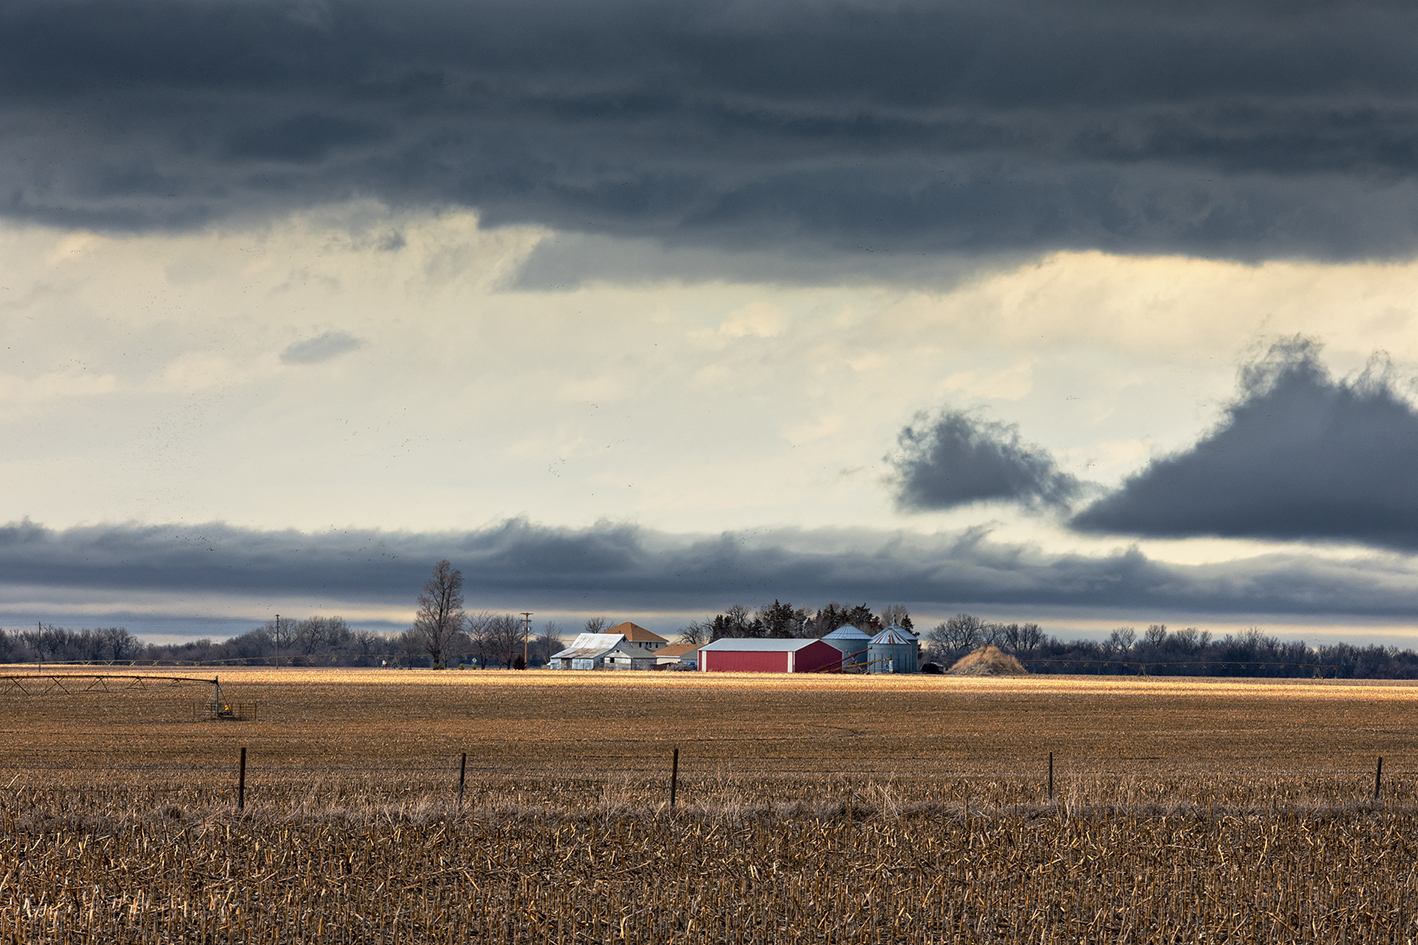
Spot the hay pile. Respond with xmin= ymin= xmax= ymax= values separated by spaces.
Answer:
xmin=948 ymin=645 xmax=1027 ymax=676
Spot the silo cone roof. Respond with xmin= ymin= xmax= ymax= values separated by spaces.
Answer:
xmin=870 ymin=626 xmax=916 ymax=645
xmin=823 ymin=625 xmax=872 ymax=641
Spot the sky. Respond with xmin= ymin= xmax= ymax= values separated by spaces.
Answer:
xmin=7 ymin=0 xmax=1418 ymax=645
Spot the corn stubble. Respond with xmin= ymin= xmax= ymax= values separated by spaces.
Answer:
xmin=1 ymin=778 xmax=1414 ymax=943
xmin=2 ymin=670 xmax=1416 ymax=941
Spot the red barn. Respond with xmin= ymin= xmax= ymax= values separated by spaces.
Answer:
xmin=697 ymin=638 xmax=843 ymax=674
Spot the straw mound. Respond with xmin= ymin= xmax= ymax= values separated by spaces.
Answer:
xmin=948 ymin=645 xmax=1027 ymax=676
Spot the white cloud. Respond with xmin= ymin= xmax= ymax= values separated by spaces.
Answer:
xmin=939 ymin=361 xmax=1035 ymax=401
xmin=0 ymin=205 xmax=1417 ymax=563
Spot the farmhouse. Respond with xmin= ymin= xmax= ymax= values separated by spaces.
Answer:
xmin=697 ymin=638 xmax=842 ymax=674
xmin=606 ymin=622 xmax=669 ymax=651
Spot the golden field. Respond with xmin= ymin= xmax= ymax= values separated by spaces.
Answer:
xmin=1 ymin=668 xmax=1417 ymax=942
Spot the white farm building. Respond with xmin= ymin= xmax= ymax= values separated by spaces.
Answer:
xmin=549 ymin=624 xmax=669 ymax=670
xmin=549 ymin=633 xmax=629 ymax=670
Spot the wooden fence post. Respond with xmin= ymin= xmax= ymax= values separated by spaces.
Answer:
xmin=1375 ymin=756 xmax=1383 ymax=801
xmin=670 ymin=748 xmax=680 ymax=809
xmin=1048 ymin=752 xmax=1054 ymax=801
xmin=237 ymin=747 xmax=246 ymax=811
xmin=457 ymin=752 xmax=467 ymax=809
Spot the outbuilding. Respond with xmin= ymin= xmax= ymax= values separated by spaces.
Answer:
xmin=697 ymin=638 xmax=842 ymax=674
xmin=549 ymin=633 xmax=628 ymax=670
xmin=603 ymin=643 xmax=658 ymax=670
xmin=654 ymin=642 xmax=703 ymax=668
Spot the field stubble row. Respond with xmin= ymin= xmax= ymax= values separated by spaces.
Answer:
xmin=1 ymin=669 xmax=1416 ymax=942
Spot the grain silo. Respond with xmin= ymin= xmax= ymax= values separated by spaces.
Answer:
xmin=867 ymin=625 xmax=919 ymax=673
xmin=821 ymin=625 xmax=873 ymax=671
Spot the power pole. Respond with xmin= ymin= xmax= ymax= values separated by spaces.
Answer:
xmin=274 ymin=614 xmax=280 ymax=669
xmin=521 ymin=612 xmax=533 ymax=670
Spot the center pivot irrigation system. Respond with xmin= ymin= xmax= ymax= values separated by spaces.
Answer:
xmin=0 ymin=673 xmax=256 ymax=720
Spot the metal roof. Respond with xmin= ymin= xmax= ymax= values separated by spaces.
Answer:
xmin=870 ymin=626 xmax=917 ymax=646
xmin=550 ymin=633 xmax=626 ymax=660
xmin=822 ymin=625 xmax=872 ymax=640
xmin=699 ymin=638 xmax=828 ymax=652
xmin=604 ymin=642 xmax=654 ymax=655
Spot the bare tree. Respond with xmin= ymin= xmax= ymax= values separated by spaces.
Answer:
xmin=397 ymin=627 xmax=424 ymax=666
xmin=411 ymin=560 xmax=466 ymax=668
xmin=1017 ymin=622 xmax=1045 ymax=651
xmin=262 ymin=617 xmax=298 ymax=664
xmin=351 ymin=629 xmax=383 ymax=657
xmin=100 ymin=627 xmax=139 ymax=662
xmin=678 ymin=618 xmax=713 ymax=645
xmin=75 ymin=629 xmax=107 ymax=661
xmin=878 ymin=604 xmax=914 ymax=631
xmin=1172 ymin=627 xmax=1211 ymax=654
xmin=583 ymin=616 xmax=609 ymax=634
xmin=21 ymin=624 xmax=73 ymax=664
xmin=534 ymin=621 xmax=565 ymax=666
xmin=926 ymin=613 xmax=984 ymax=660
xmin=1106 ymin=627 xmax=1137 ymax=653
xmin=710 ymin=604 xmax=756 ymax=639
xmin=477 ymin=614 xmax=524 ymax=668
xmin=296 ymin=616 xmax=352 ymax=655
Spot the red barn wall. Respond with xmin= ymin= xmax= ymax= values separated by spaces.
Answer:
xmin=791 ymin=641 xmax=843 ymax=674
xmin=701 ymin=649 xmax=790 ymax=673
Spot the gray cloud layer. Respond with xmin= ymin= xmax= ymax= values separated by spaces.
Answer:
xmin=1073 ymin=339 xmax=1418 ymax=549
xmin=10 ymin=0 xmax=1418 ymax=273
xmin=281 ymin=330 xmax=364 ymax=364
xmin=4 ymin=516 xmax=1418 ymax=619
xmin=888 ymin=409 xmax=1081 ymax=511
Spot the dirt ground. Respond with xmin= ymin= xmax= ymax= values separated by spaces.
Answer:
xmin=2 ymin=666 xmax=1414 ymax=798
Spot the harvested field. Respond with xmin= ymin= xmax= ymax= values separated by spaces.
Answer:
xmin=2 ymin=668 xmax=1417 ymax=941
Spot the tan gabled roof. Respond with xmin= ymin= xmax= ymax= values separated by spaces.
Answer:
xmin=607 ymin=621 xmax=668 ymax=644
xmin=655 ymin=642 xmax=703 ymax=658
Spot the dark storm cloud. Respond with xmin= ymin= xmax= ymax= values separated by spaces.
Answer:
xmin=10 ymin=1 xmax=1418 ymax=273
xmin=1073 ymin=339 xmax=1418 ymax=549
xmin=4 ymin=516 xmax=1418 ymax=619
xmin=888 ymin=409 xmax=1081 ymax=511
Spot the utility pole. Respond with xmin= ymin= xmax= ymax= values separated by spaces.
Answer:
xmin=37 ymin=621 xmax=42 ymax=675
xmin=521 ymin=612 xmax=533 ymax=670
xmin=274 ymin=614 xmax=280 ymax=669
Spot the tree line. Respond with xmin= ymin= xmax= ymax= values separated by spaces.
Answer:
xmin=679 ymin=600 xmax=915 ymax=643
xmin=920 ymin=614 xmax=1418 ymax=679
xmin=0 ymin=614 xmax=570 ymax=671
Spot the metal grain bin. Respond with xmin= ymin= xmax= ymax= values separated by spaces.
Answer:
xmin=867 ymin=625 xmax=919 ymax=674
xmin=821 ymin=625 xmax=873 ymax=671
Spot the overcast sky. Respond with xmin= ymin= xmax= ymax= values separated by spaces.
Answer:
xmin=6 ymin=0 xmax=1418 ymax=645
